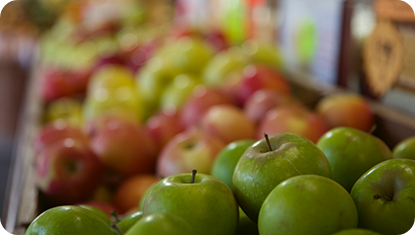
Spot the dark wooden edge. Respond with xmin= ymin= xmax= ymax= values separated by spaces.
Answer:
xmin=2 ymin=56 xmax=42 ymax=234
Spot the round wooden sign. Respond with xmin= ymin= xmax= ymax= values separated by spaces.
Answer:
xmin=363 ymin=20 xmax=403 ymax=95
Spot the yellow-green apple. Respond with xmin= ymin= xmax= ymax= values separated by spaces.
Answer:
xmin=143 ymin=171 xmax=239 ymax=235
xmin=211 ymin=140 xmax=256 ymax=191
xmin=113 ymin=174 xmax=159 ymax=214
xmin=242 ymin=40 xmax=283 ymax=70
xmin=233 ymin=133 xmax=331 ymax=222
xmin=244 ymin=89 xmax=300 ymax=124
xmin=90 ymin=121 xmax=157 ymax=177
xmin=238 ymin=65 xmax=290 ymax=105
xmin=159 ymin=74 xmax=201 ymax=111
xmin=125 ymin=213 xmax=194 ymax=235
xmin=35 ymin=139 xmax=102 ymax=203
xmin=25 ymin=206 xmax=118 ymax=235
xmin=180 ymin=87 xmax=234 ymax=129
xmin=332 ymin=229 xmax=382 ymax=235
xmin=316 ymin=93 xmax=374 ymax=132
xmin=45 ymin=97 xmax=83 ymax=126
xmin=156 ymin=129 xmax=225 ymax=177
xmin=33 ymin=120 xmax=89 ymax=154
xmin=258 ymin=175 xmax=358 ymax=235
xmin=201 ymin=105 xmax=256 ymax=144
xmin=203 ymin=47 xmax=249 ymax=86
xmin=351 ymin=159 xmax=415 ymax=235
xmin=317 ymin=127 xmax=393 ymax=192
xmin=146 ymin=109 xmax=184 ymax=150
xmin=257 ymin=105 xmax=329 ymax=143
xmin=237 ymin=208 xmax=259 ymax=235
xmin=393 ymin=136 xmax=415 ymax=160
xmin=117 ymin=211 xmax=143 ymax=234
xmin=82 ymin=85 xmax=144 ymax=122
xmin=88 ymin=64 xmax=135 ymax=93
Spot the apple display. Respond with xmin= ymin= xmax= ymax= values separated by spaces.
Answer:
xmin=36 ymin=139 xmax=102 ymax=203
xmin=211 ymin=140 xmax=255 ymax=191
xmin=257 ymin=105 xmax=329 ymax=143
xmin=244 ymin=89 xmax=300 ymax=124
xmin=393 ymin=136 xmax=415 ymax=160
xmin=25 ymin=206 xmax=118 ymax=235
xmin=156 ymin=129 xmax=225 ymax=177
xmin=351 ymin=159 xmax=415 ymax=235
xmin=143 ymin=171 xmax=239 ymax=235
xmin=90 ymin=121 xmax=157 ymax=176
xmin=317 ymin=127 xmax=392 ymax=192
xmin=233 ymin=133 xmax=331 ymax=222
xmin=238 ymin=65 xmax=290 ymax=105
xmin=113 ymin=174 xmax=159 ymax=214
xmin=316 ymin=93 xmax=374 ymax=132
xmin=125 ymin=213 xmax=194 ymax=235
xmin=258 ymin=175 xmax=358 ymax=235
xmin=180 ymin=86 xmax=234 ymax=129
xmin=201 ymin=105 xmax=256 ymax=144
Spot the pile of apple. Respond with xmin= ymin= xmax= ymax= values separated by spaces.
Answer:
xmin=26 ymin=7 xmax=415 ymax=235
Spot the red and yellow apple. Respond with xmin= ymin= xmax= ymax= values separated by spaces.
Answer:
xmin=146 ymin=109 xmax=184 ymax=150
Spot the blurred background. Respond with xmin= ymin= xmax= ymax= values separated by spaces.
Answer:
xmin=0 ymin=0 xmax=415 ymax=231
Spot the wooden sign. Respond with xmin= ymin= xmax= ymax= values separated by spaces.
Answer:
xmin=363 ymin=20 xmax=403 ymax=95
xmin=375 ymin=0 xmax=415 ymax=22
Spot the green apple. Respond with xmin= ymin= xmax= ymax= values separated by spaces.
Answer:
xmin=143 ymin=171 xmax=239 ymax=235
xmin=332 ymin=229 xmax=382 ymax=235
xmin=237 ymin=208 xmax=259 ymax=235
xmin=351 ymin=159 xmax=415 ymax=235
xmin=233 ymin=133 xmax=331 ymax=222
xmin=88 ymin=65 xmax=135 ymax=94
xmin=125 ymin=213 xmax=194 ymax=235
xmin=117 ymin=211 xmax=143 ymax=234
xmin=139 ymin=183 xmax=155 ymax=212
xmin=45 ymin=97 xmax=83 ymax=126
xmin=159 ymin=74 xmax=201 ymax=111
xmin=211 ymin=140 xmax=255 ymax=191
xmin=258 ymin=175 xmax=358 ymax=235
xmin=393 ymin=136 xmax=415 ymax=160
xmin=25 ymin=206 xmax=118 ymax=235
xmin=78 ymin=205 xmax=112 ymax=226
xmin=317 ymin=127 xmax=392 ymax=192
xmin=242 ymin=40 xmax=283 ymax=70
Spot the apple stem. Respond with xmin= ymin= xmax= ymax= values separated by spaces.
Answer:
xmin=111 ymin=211 xmax=121 ymax=223
xmin=191 ymin=169 xmax=197 ymax=183
xmin=111 ymin=223 xmax=123 ymax=235
xmin=263 ymin=133 xmax=273 ymax=151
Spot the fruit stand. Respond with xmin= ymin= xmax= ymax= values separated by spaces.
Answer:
xmin=2 ymin=0 xmax=415 ymax=234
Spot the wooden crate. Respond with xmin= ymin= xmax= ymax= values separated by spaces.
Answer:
xmin=3 ymin=68 xmax=415 ymax=234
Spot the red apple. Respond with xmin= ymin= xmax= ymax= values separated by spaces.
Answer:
xmin=33 ymin=120 xmax=89 ymax=154
xmin=257 ymin=106 xmax=329 ymax=143
xmin=156 ymin=129 xmax=226 ymax=177
xmin=84 ymin=112 xmax=140 ymax=138
xmin=36 ymin=139 xmax=102 ymax=203
xmin=244 ymin=89 xmax=301 ymax=124
xmin=41 ymin=68 xmax=74 ymax=103
xmin=146 ymin=109 xmax=185 ymax=150
xmin=93 ymin=53 xmax=128 ymax=73
xmin=204 ymin=30 xmax=229 ymax=53
xmin=316 ymin=93 xmax=375 ymax=132
xmin=238 ymin=65 xmax=290 ymax=105
xmin=180 ymin=86 xmax=234 ymax=129
xmin=90 ymin=122 xmax=157 ymax=176
xmin=113 ymin=174 xmax=159 ymax=214
xmin=201 ymin=105 xmax=256 ymax=144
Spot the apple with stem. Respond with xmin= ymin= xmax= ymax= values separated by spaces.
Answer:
xmin=233 ymin=133 xmax=331 ymax=222
xmin=143 ymin=170 xmax=239 ymax=235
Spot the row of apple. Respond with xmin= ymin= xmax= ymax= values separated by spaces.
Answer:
xmin=28 ymin=125 xmax=415 ymax=235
